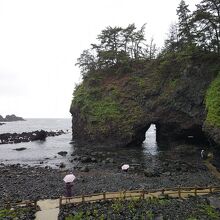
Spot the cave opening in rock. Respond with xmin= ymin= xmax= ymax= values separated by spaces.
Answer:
xmin=142 ymin=124 xmax=158 ymax=155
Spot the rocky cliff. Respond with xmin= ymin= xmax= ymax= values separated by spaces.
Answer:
xmin=70 ymin=53 xmax=220 ymax=147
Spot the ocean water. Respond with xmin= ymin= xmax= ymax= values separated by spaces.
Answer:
xmin=0 ymin=119 xmax=163 ymax=169
xmin=0 ymin=118 xmax=75 ymax=168
xmin=0 ymin=119 xmax=207 ymax=171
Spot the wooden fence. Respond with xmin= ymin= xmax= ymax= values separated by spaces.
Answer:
xmin=3 ymin=200 xmax=37 ymax=209
xmin=59 ymin=185 xmax=220 ymax=208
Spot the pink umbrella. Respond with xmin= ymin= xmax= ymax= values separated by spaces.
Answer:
xmin=121 ymin=164 xmax=129 ymax=171
xmin=63 ymin=174 xmax=76 ymax=183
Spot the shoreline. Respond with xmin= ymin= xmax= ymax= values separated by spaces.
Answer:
xmin=0 ymin=155 xmax=220 ymax=207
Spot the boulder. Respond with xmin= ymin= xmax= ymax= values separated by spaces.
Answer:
xmin=207 ymin=197 xmax=220 ymax=209
xmin=57 ymin=151 xmax=68 ymax=156
xmin=59 ymin=162 xmax=66 ymax=168
xmin=13 ymin=147 xmax=27 ymax=151
xmin=80 ymin=166 xmax=89 ymax=172
xmin=81 ymin=156 xmax=92 ymax=163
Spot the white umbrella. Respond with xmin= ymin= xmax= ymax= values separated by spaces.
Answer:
xmin=63 ymin=174 xmax=76 ymax=183
xmin=121 ymin=164 xmax=129 ymax=170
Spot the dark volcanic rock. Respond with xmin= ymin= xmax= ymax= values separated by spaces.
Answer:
xmin=13 ymin=147 xmax=27 ymax=151
xmin=32 ymin=130 xmax=47 ymax=141
xmin=0 ymin=130 xmax=65 ymax=145
xmin=70 ymin=57 xmax=220 ymax=147
xmin=58 ymin=151 xmax=68 ymax=156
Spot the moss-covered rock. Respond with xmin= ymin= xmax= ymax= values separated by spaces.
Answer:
xmin=204 ymin=73 xmax=220 ymax=144
xmin=70 ymin=54 xmax=220 ymax=147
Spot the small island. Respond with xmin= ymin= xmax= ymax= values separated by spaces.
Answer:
xmin=0 ymin=114 xmax=25 ymax=122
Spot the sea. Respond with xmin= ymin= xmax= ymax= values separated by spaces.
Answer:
xmin=0 ymin=119 xmax=74 ymax=168
xmin=0 ymin=119 xmax=161 ymax=169
xmin=2 ymin=119 xmax=214 ymax=171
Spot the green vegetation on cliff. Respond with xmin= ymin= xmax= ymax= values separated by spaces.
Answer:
xmin=72 ymin=72 xmax=146 ymax=138
xmin=206 ymin=73 xmax=220 ymax=128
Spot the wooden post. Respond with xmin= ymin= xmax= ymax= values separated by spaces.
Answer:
xmin=209 ymin=186 xmax=213 ymax=193
xmin=194 ymin=186 xmax=197 ymax=196
xmin=6 ymin=201 xmax=10 ymax=209
xmin=142 ymin=190 xmax=145 ymax=199
xmin=161 ymin=188 xmax=165 ymax=196
xmin=123 ymin=191 xmax=126 ymax=199
xmin=59 ymin=197 xmax=62 ymax=208
xmin=34 ymin=200 xmax=37 ymax=210
xmin=82 ymin=195 xmax=85 ymax=203
xmin=178 ymin=186 xmax=181 ymax=198
xmin=103 ymin=192 xmax=106 ymax=200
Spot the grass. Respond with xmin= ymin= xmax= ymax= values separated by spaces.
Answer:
xmin=0 ymin=207 xmax=32 ymax=219
xmin=199 ymin=204 xmax=220 ymax=219
xmin=205 ymin=73 xmax=220 ymax=127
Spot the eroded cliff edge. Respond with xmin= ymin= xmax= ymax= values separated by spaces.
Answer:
xmin=70 ymin=54 xmax=220 ymax=147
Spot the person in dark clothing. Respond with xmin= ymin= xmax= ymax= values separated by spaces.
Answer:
xmin=65 ymin=182 xmax=73 ymax=197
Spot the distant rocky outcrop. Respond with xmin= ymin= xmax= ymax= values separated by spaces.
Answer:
xmin=0 ymin=114 xmax=24 ymax=122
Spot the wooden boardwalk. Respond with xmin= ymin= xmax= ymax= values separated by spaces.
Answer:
xmin=59 ymin=185 xmax=220 ymax=208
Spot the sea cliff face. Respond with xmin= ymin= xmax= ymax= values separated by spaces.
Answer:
xmin=70 ymin=54 xmax=220 ymax=147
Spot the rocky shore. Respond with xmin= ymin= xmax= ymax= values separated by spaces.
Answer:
xmin=0 ymin=152 xmax=219 ymax=206
xmin=0 ymin=130 xmax=65 ymax=145
xmin=0 ymin=140 xmax=219 ymax=219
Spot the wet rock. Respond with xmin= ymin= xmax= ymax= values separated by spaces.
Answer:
xmin=58 ymin=151 xmax=68 ymax=156
xmin=91 ymin=157 xmax=97 ymax=163
xmin=144 ymin=170 xmax=160 ymax=177
xmin=162 ymin=172 xmax=171 ymax=176
xmin=59 ymin=163 xmax=66 ymax=168
xmin=0 ymin=130 xmax=65 ymax=145
xmin=207 ymin=197 xmax=220 ymax=209
xmin=81 ymin=156 xmax=92 ymax=163
xmin=80 ymin=166 xmax=89 ymax=172
xmin=105 ymin=158 xmax=114 ymax=163
xmin=33 ymin=130 xmax=47 ymax=141
xmin=155 ymin=214 xmax=164 ymax=220
xmin=13 ymin=147 xmax=27 ymax=151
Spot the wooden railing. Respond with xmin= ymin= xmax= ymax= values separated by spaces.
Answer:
xmin=59 ymin=185 xmax=220 ymax=208
xmin=3 ymin=200 xmax=37 ymax=209
xmin=3 ymin=185 xmax=220 ymax=210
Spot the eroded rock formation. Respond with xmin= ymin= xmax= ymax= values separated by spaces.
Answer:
xmin=70 ymin=56 xmax=220 ymax=147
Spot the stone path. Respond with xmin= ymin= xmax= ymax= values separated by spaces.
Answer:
xmin=35 ymin=199 xmax=59 ymax=220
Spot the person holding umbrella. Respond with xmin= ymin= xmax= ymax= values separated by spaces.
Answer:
xmin=63 ymin=172 xmax=76 ymax=197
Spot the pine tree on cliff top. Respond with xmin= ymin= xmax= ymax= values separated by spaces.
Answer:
xmin=193 ymin=0 xmax=220 ymax=55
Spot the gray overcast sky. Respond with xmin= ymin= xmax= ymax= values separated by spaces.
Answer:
xmin=0 ymin=0 xmax=200 ymax=118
